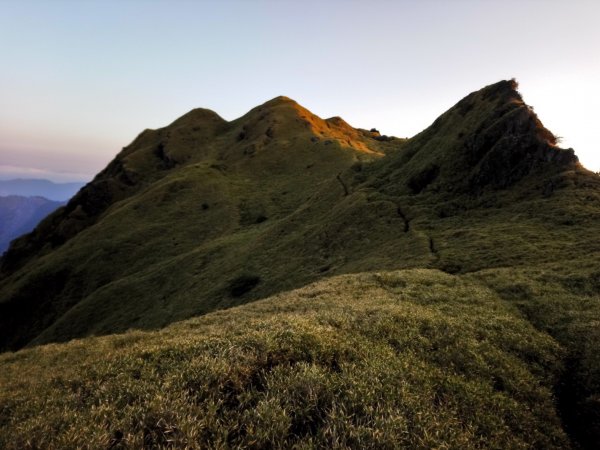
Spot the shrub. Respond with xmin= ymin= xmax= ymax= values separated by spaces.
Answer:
xmin=229 ymin=274 xmax=261 ymax=297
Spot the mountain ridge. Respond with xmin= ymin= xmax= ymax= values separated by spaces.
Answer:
xmin=0 ymin=93 xmax=392 ymax=275
xmin=0 ymin=80 xmax=592 ymax=351
xmin=0 ymin=79 xmax=599 ymax=448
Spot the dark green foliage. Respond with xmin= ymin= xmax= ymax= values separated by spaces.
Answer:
xmin=229 ymin=274 xmax=261 ymax=297
xmin=153 ymin=142 xmax=177 ymax=169
xmin=407 ymin=164 xmax=439 ymax=194
xmin=373 ymin=134 xmax=395 ymax=141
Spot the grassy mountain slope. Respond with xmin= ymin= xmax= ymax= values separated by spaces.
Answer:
xmin=0 ymin=270 xmax=574 ymax=448
xmin=1 ymin=81 xmax=595 ymax=352
xmin=1 ymin=80 xmax=599 ymax=447
xmin=0 ymin=97 xmax=395 ymax=350
xmin=470 ymin=263 xmax=600 ymax=447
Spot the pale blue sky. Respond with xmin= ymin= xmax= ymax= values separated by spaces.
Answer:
xmin=1 ymin=0 xmax=598 ymax=182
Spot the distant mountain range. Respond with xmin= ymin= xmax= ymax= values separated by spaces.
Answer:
xmin=0 ymin=178 xmax=84 ymax=201
xmin=0 ymin=179 xmax=83 ymax=254
xmin=0 ymin=195 xmax=64 ymax=253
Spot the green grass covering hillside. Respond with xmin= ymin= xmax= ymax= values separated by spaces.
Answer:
xmin=1 ymin=80 xmax=599 ymax=447
xmin=471 ymin=263 xmax=600 ymax=446
xmin=0 ymin=270 xmax=573 ymax=448
xmin=1 ymin=81 xmax=596 ymax=354
xmin=0 ymin=96 xmax=397 ymax=351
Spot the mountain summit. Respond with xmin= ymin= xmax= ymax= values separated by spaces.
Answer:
xmin=0 ymin=80 xmax=599 ymax=448
xmin=371 ymin=79 xmax=577 ymax=194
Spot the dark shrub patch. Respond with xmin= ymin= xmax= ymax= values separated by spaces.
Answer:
xmin=439 ymin=263 xmax=461 ymax=274
xmin=229 ymin=275 xmax=261 ymax=297
xmin=408 ymin=164 xmax=440 ymax=194
xmin=154 ymin=143 xmax=176 ymax=170
xmin=374 ymin=135 xmax=395 ymax=142
xmin=496 ymin=283 xmax=532 ymax=300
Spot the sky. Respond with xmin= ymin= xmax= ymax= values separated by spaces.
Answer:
xmin=0 ymin=0 xmax=598 ymax=182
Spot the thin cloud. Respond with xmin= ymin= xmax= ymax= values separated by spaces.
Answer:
xmin=0 ymin=165 xmax=92 ymax=183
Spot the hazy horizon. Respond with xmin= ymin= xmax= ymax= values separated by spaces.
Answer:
xmin=1 ymin=0 xmax=599 ymax=183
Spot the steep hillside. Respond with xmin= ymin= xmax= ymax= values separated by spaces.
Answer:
xmin=1 ymin=80 xmax=594 ymax=352
xmin=0 ymin=80 xmax=599 ymax=447
xmin=0 ymin=195 xmax=64 ymax=253
xmin=0 ymin=96 xmax=396 ymax=350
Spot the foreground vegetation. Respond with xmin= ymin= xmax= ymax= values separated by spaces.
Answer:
xmin=0 ymin=269 xmax=578 ymax=448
